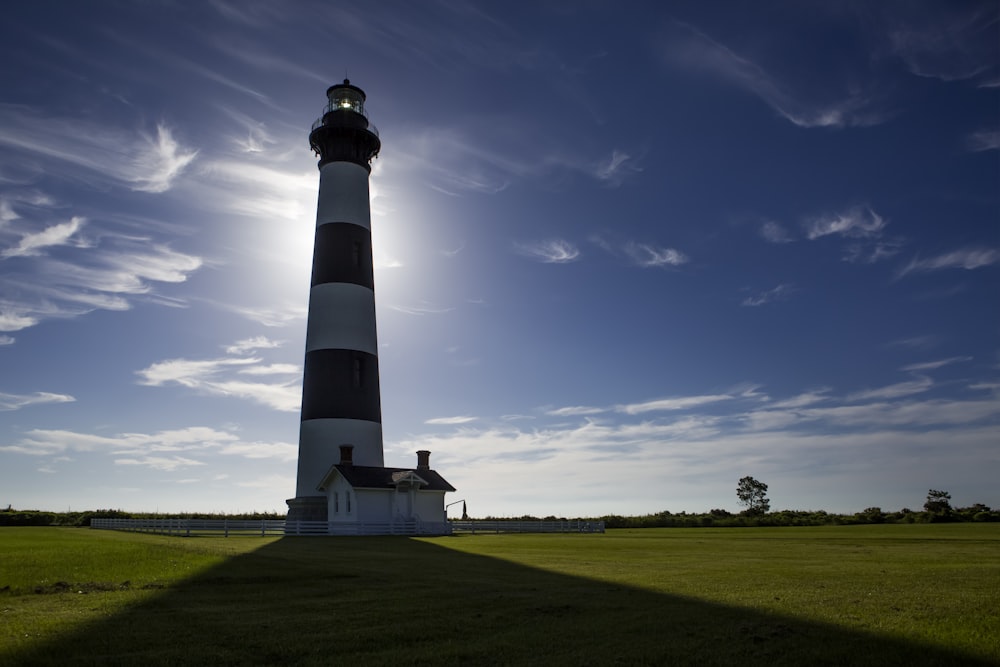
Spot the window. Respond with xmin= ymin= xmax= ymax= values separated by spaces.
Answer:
xmin=346 ymin=492 xmax=352 ymax=513
xmin=353 ymin=357 xmax=363 ymax=388
xmin=333 ymin=491 xmax=340 ymax=514
xmin=353 ymin=240 xmax=362 ymax=268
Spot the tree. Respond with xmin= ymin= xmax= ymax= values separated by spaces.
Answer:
xmin=736 ymin=476 xmax=770 ymax=515
xmin=924 ymin=489 xmax=952 ymax=516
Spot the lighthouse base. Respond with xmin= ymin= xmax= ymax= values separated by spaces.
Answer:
xmin=285 ymin=496 xmax=328 ymax=523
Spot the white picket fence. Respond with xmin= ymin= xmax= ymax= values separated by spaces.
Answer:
xmin=89 ymin=518 xmax=451 ymax=536
xmin=448 ymin=520 xmax=605 ymax=534
xmin=90 ymin=518 xmax=604 ymax=536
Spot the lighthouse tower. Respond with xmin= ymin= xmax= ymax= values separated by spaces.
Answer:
xmin=286 ymin=80 xmax=384 ymax=523
xmin=286 ymin=81 xmax=455 ymax=533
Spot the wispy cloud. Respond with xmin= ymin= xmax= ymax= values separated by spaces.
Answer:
xmin=660 ymin=22 xmax=887 ymax=128
xmin=546 ymin=405 xmax=606 ymax=417
xmin=0 ymin=237 xmax=203 ymax=333
xmin=618 ymin=394 xmax=734 ymax=415
xmin=0 ymin=424 xmax=296 ymax=470
xmin=131 ymin=125 xmax=199 ymax=193
xmin=847 ymin=376 xmax=934 ymax=402
xmin=760 ymin=221 xmax=793 ymax=243
xmin=805 ymin=207 xmax=886 ymax=240
xmin=897 ymin=247 xmax=999 ymax=277
xmin=514 ymin=239 xmax=580 ymax=264
xmin=425 ymin=416 xmax=478 ymax=425
xmin=1 ymin=216 xmax=86 ymax=259
xmin=623 ymin=242 xmax=687 ymax=268
xmin=392 ymin=123 xmax=643 ymax=197
xmin=966 ymin=128 xmax=1000 ymax=152
xmin=0 ymin=106 xmax=197 ymax=193
xmin=115 ymin=455 xmax=205 ymax=471
xmin=136 ymin=350 xmax=300 ymax=412
xmin=387 ymin=301 xmax=455 ymax=316
xmin=741 ymin=284 xmax=795 ymax=307
xmin=900 ymin=357 xmax=972 ymax=373
xmin=886 ymin=4 xmax=999 ymax=84
xmin=0 ymin=391 xmax=75 ymax=411
xmin=225 ymin=336 xmax=283 ymax=355
xmin=0 ymin=335 xmax=14 ymax=346
xmin=594 ymin=150 xmax=642 ymax=186
xmin=222 ymin=302 xmax=307 ymax=327
xmin=767 ymin=389 xmax=831 ymax=410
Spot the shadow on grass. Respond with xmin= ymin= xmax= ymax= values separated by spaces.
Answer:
xmin=9 ymin=535 xmax=995 ymax=666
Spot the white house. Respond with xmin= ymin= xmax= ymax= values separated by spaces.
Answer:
xmin=316 ymin=446 xmax=455 ymax=535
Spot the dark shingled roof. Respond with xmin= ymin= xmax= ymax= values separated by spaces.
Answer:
xmin=333 ymin=464 xmax=456 ymax=492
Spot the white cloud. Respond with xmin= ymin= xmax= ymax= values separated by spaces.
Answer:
xmin=887 ymin=5 xmax=999 ymax=84
xmin=0 ymin=310 xmax=37 ymax=332
xmin=1 ymin=216 xmax=86 ymax=259
xmin=847 ymin=376 xmax=934 ymax=402
xmin=623 ymin=242 xmax=687 ymax=268
xmin=238 ymin=364 xmax=300 ymax=376
xmin=660 ymin=22 xmax=887 ymax=129
xmin=806 ymin=207 xmax=886 ymax=240
xmin=115 ymin=456 xmax=205 ymax=471
xmin=0 ymin=425 xmax=236 ymax=457
xmin=204 ymin=379 xmax=300 ymax=412
xmin=137 ymin=357 xmax=260 ymax=387
xmin=219 ymin=441 xmax=297 ymax=461
xmin=760 ymin=221 xmax=792 ymax=243
xmin=741 ymin=284 xmax=795 ymax=307
xmin=224 ymin=302 xmax=307 ymax=327
xmin=131 ymin=125 xmax=199 ymax=193
xmin=966 ymin=129 xmax=1000 ymax=152
xmin=0 ymin=235 xmax=203 ymax=335
xmin=898 ymin=248 xmax=999 ymax=276
xmin=387 ymin=301 xmax=455 ymax=316
xmin=546 ymin=406 xmax=606 ymax=417
xmin=514 ymin=239 xmax=580 ymax=264
xmin=900 ymin=357 xmax=972 ymax=373
xmin=0 ymin=425 xmax=297 ymax=470
xmin=0 ymin=391 xmax=75 ymax=411
xmin=225 ymin=336 xmax=283 ymax=355
xmin=137 ymin=352 xmax=300 ymax=412
xmin=767 ymin=389 xmax=831 ymax=409
xmin=425 ymin=416 xmax=478 ymax=425
xmin=0 ymin=107 xmax=196 ymax=193
xmin=594 ymin=150 xmax=642 ymax=186
xmin=618 ymin=394 xmax=733 ymax=414
xmin=0 ymin=334 xmax=14 ymax=345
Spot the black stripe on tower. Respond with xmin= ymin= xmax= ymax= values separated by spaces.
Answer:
xmin=300 ymin=349 xmax=382 ymax=422
xmin=310 ymin=222 xmax=374 ymax=289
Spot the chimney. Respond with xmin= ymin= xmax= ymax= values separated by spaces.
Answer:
xmin=416 ymin=450 xmax=430 ymax=470
xmin=339 ymin=445 xmax=354 ymax=466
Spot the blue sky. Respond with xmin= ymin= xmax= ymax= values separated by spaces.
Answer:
xmin=1 ymin=1 xmax=997 ymax=517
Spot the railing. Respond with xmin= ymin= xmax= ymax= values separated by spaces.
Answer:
xmin=90 ymin=518 xmax=605 ymax=536
xmin=311 ymin=115 xmax=379 ymax=137
xmin=448 ymin=520 xmax=605 ymax=534
xmin=90 ymin=518 xmax=450 ymax=537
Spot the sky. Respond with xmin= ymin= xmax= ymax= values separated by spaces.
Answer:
xmin=0 ymin=1 xmax=997 ymax=518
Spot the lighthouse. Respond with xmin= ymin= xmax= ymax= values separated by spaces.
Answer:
xmin=287 ymin=81 xmax=454 ymax=533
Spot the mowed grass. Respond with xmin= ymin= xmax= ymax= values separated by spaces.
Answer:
xmin=0 ymin=524 xmax=997 ymax=666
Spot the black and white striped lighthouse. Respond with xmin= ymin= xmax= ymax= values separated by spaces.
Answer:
xmin=287 ymin=80 xmax=383 ymax=522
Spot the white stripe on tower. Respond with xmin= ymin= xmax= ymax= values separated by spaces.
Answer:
xmin=290 ymin=81 xmax=383 ymax=509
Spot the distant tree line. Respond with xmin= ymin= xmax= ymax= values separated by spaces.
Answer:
xmin=3 ymin=489 xmax=995 ymax=528
xmin=0 ymin=507 xmax=284 ymax=527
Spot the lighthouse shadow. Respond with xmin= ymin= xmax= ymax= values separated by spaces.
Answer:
xmin=12 ymin=536 xmax=989 ymax=666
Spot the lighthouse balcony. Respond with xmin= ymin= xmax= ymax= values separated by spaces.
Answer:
xmin=312 ymin=113 xmax=379 ymax=138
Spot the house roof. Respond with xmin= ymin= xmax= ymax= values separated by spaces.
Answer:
xmin=318 ymin=464 xmax=456 ymax=493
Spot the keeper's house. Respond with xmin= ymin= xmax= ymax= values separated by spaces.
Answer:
xmin=316 ymin=446 xmax=455 ymax=535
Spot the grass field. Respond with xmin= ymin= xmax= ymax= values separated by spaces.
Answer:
xmin=1 ymin=524 xmax=997 ymax=665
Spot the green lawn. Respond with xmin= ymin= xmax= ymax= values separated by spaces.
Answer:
xmin=1 ymin=524 xmax=997 ymax=665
